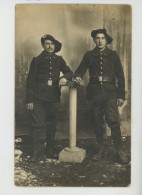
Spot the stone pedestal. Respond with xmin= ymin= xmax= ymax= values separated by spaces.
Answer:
xmin=59 ymin=84 xmax=86 ymax=163
xmin=59 ymin=147 xmax=86 ymax=163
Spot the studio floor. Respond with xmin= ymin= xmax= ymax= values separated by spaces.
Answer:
xmin=15 ymin=137 xmax=131 ymax=187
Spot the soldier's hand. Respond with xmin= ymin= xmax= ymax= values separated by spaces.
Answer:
xmin=117 ymin=99 xmax=124 ymax=107
xmin=59 ymin=77 xmax=67 ymax=86
xmin=27 ymin=103 xmax=34 ymax=110
xmin=75 ymin=77 xmax=82 ymax=84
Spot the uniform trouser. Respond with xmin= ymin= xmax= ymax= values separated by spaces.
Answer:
xmin=89 ymin=98 xmax=122 ymax=150
xmin=30 ymin=101 xmax=56 ymax=151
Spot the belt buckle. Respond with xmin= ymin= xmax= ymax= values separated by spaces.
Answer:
xmin=47 ymin=79 xmax=52 ymax=86
xmin=98 ymin=76 xmax=103 ymax=82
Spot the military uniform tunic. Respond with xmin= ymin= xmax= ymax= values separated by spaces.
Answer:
xmin=26 ymin=51 xmax=73 ymax=104
xmin=75 ymin=46 xmax=125 ymax=102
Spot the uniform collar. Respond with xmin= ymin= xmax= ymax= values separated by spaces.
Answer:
xmin=93 ymin=46 xmax=110 ymax=56
xmin=36 ymin=51 xmax=57 ymax=63
xmin=41 ymin=51 xmax=56 ymax=59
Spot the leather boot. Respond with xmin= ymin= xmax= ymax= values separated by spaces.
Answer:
xmin=30 ymin=129 xmax=40 ymax=163
xmin=31 ymin=150 xmax=38 ymax=163
xmin=116 ymin=149 xmax=129 ymax=164
xmin=45 ymin=146 xmax=54 ymax=158
xmin=92 ymin=144 xmax=105 ymax=160
xmin=111 ymin=126 xmax=128 ymax=164
xmin=45 ymin=122 xmax=56 ymax=158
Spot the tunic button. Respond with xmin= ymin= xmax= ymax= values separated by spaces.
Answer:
xmin=100 ymin=72 xmax=102 ymax=75
xmin=100 ymin=57 xmax=102 ymax=60
xmin=50 ymin=67 xmax=52 ymax=69
xmin=100 ymin=53 xmax=102 ymax=55
xmin=100 ymin=67 xmax=102 ymax=69
xmin=50 ymin=72 xmax=51 ymax=74
xmin=50 ymin=61 xmax=51 ymax=64
xmin=100 ymin=82 xmax=103 ymax=85
xmin=100 ymin=62 xmax=102 ymax=64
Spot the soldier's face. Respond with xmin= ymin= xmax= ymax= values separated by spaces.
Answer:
xmin=43 ymin=40 xmax=55 ymax=53
xmin=94 ymin=33 xmax=107 ymax=49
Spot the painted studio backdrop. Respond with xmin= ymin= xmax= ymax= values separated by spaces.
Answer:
xmin=15 ymin=4 xmax=131 ymax=139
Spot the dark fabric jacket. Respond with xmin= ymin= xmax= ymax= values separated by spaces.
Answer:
xmin=25 ymin=51 xmax=73 ymax=103
xmin=75 ymin=47 xmax=125 ymax=101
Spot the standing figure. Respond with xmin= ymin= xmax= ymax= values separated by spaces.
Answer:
xmin=26 ymin=34 xmax=73 ymax=162
xmin=75 ymin=29 xmax=128 ymax=163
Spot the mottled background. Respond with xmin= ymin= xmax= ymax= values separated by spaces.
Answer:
xmin=15 ymin=4 xmax=131 ymax=139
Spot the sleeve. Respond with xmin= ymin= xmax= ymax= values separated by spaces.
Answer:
xmin=59 ymin=56 xmax=73 ymax=81
xmin=74 ymin=52 xmax=89 ymax=78
xmin=25 ymin=57 xmax=37 ymax=104
xmin=113 ymin=51 xmax=125 ymax=100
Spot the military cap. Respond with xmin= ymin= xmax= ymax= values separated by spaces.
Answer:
xmin=41 ymin=34 xmax=62 ymax=52
xmin=91 ymin=29 xmax=113 ymax=44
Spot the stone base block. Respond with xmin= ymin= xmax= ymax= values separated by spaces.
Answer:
xmin=59 ymin=147 xmax=86 ymax=163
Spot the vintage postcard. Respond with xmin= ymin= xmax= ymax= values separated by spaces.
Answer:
xmin=15 ymin=4 xmax=131 ymax=187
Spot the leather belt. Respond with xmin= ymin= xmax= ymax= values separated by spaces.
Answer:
xmin=97 ymin=76 xmax=112 ymax=82
xmin=89 ymin=76 xmax=113 ymax=83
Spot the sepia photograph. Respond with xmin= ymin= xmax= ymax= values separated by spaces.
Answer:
xmin=15 ymin=4 xmax=131 ymax=187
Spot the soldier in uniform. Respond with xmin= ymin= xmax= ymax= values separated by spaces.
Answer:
xmin=26 ymin=34 xmax=73 ymax=162
xmin=75 ymin=29 xmax=128 ymax=163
